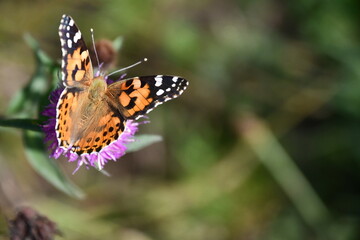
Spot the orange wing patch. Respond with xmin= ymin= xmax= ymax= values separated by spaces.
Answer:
xmin=65 ymin=47 xmax=93 ymax=86
xmin=56 ymin=89 xmax=78 ymax=149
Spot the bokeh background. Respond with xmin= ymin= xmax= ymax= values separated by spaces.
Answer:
xmin=1 ymin=0 xmax=360 ymax=239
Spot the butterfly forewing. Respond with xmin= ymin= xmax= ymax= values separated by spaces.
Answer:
xmin=59 ymin=14 xmax=93 ymax=87
xmin=107 ymin=75 xmax=189 ymax=119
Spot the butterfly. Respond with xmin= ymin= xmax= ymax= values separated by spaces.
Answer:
xmin=56 ymin=14 xmax=188 ymax=155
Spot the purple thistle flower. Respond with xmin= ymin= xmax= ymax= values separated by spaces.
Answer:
xmin=42 ymin=86 xmax=142 ymax=174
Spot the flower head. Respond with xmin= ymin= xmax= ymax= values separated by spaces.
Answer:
xmin=88 ymin=39 xmax=117 ymax=70
xmin=9 ymin=207 xmax=61 ymax=239
xmin=42 ymin=86 xmax=142 ymax=173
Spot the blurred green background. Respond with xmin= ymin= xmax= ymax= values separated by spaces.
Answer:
xmin=1 ymin=0 xmax=360 ymax=239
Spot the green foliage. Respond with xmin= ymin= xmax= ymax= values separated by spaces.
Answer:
xmin=24 ymin=130 xmax=85 ymax=199
xmin=0 ymin=119 xmax=41 ymax=132
xmin=1 ymin=0 xmax=360 ymax=239
xmin=125 ymin=134 xmax=162 ymax=153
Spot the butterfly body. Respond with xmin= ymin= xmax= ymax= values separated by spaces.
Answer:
xmin=88 ymin=77 xmax=107 ymax=101
xmin=57 ymin=15 xmax=188 ymax=156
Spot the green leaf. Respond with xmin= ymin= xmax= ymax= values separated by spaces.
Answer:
xmin=0 ymin=118 xmax=42 ymax=132
xmin=126 ymin=134 xmax=162 ymax=153
xmin=7 ymin=34 xmax=57 ymax=117
xmin=24 ymin=33 xmax=54 ymax=65
xmin=23 ymin=130 xmax=85 ymax=199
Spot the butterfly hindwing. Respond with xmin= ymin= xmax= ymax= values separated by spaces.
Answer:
xmin=56 ymin=88 xmax=126 ymax=155
xmin=56 ymin=89 xmax=77 ymax=149
xmin=59 ymin=14 xmax=93 ymax=88
xmin=107 ymin=75 xmax=188 ymax=119
xmin=70 ymin=109 xmax=126 ymax=155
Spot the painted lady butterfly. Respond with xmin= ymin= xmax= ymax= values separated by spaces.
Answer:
xmin=56 ymin=14 xmax=188 ymax=155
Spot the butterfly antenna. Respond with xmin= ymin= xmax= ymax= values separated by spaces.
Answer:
xmin=90 ymin=28 xmax=101 ymax=71
xmin=106 ymin=58 xmax=148 ymax=78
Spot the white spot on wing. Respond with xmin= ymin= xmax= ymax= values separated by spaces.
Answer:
xmin=172 ymin=76 xmax=178 ymax=82
xmin=146 ymin=109 xmax=152 ymax=114
xmin=73 ymin=31 xmax=81 ymax=43
xmin=155 ymin=75 xmax=163 ymax=87
xmin=156 ymin=89 xmax=164 ymax=96
xmin=67 ymin=39 xmax=72 ymax=48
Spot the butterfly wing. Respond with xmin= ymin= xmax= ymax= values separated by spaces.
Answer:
xmin=57 ymin=75 xmax=188 ymax=155
xmin=107 ymin=75 xmax=188 ymax=119
xmin=70 ymin=110 xmax=125 ymax=155
xmin=56 ymin=88 xmax=126 ymax=155
xmin=59 ymin=14 xmax=93 ymax=88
